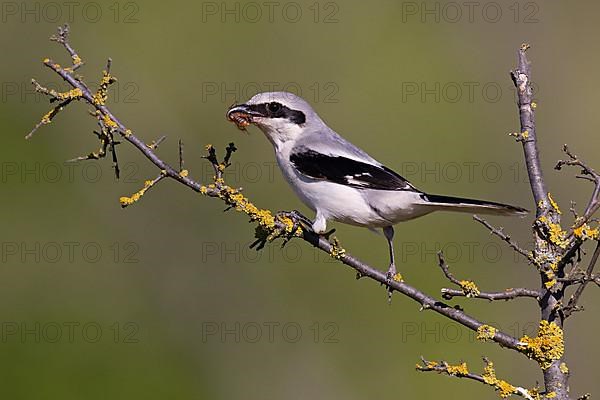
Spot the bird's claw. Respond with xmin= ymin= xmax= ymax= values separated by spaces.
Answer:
xmin=276 ymin=210 xmax=312 ymax=247
xmin=385 ymin=264 xmax=397 ymax=304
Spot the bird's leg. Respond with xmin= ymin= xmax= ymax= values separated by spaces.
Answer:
xmin=383 ymin=226 xmax=396 ymax=303
xmin=321 ymin=228 xmax=336 ymax=240
xmin=277 ymin=210 xmax=336 ymax=243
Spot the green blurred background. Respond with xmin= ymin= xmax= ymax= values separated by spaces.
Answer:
xmin=1 ymin=0 xmax=599 ymax=398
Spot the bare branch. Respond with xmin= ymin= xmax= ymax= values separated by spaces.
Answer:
xmin=441 ymin=288 xmax=541 ymax=301
xmin=511 ymin=43 xmax=550 ymax=217
xmin=178 ymin=139 xmax=184 ymax=172
xmin=147 ymin=135 xmax=167 ymax=150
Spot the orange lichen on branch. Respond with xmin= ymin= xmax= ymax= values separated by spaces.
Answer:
xmin=93 ymin=69 xmax=116 ymax=106
xmin=26 ymin=99 xmax=74 ymax=139
xmin=201 ymin=178 xmax=301 ymax=245
xmin=482 ymin=360 xmax=520 ymax=399
xmin=573 ymin=223 xmax=599 ymax=240
xmin=559 ymin=362 xmax=569 ymax=374
xmin=418 ymin=357 xmax=536 ymax=399
xmin=459 ymin=280 xmax=480 ymax=298
xmin=120 ymin=174 xmax=164 ymax=208
xmin=547 ymin=193 xmax=561 ymax=215
xmin=538 ymin=216 xmax=569 ymax=249
xmin=518 ymin=321 xmax=564 ymax=370
xmin=101 ymin=113 xmax=118 ymax=129
xmin=329 ymin=237 xmax=346 ymax=260
xmin=416 ymin=360 xmax=469 ymax=377
xmin=446 ymin=362 xmax=469 ymax=377
xmin=477 ymin=325 xmax=497 ymax=342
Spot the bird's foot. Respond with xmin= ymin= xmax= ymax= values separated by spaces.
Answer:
xmin=276 ymin=210 xmax=313 ymax=246
xmin=385 ymin=263 xmax=397 ymax=304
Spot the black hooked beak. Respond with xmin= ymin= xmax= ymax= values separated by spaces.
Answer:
xmin=226 ymin=104 xmax=264 ymax=130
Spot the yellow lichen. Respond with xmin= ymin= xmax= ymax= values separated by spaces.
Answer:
xmin=482 ymin=361 xmax=497 ymax=385
xmin=208 ymin=181 xmax=302 ymax=242
xmin=522 ymin=130 xmax=529 ymax=138
xmin=278 ymin=216 xmax=296 ymax=234
xmin=102 ymin=113 xmax=118 ymax=129
xmin=446 ymin=362 xmax=469 ymax=376
xmin=544 ymin=279 xmax=557 ymax=289
xmin=459 ymin=280 xmax=480 ymax=298
xmin=119 ymin=178 xmax=159 ymax=207
xmin=527 ymin=386 xmax=542 ymax=400
xmin=40 ymin=109 xmax=54 ymax=125
xmin=544 ymin=269 xmax=557 ymax=289
xmin=93 ymin=70 xmax=115 ymax=105
xmin=476 ymin=325 xmax=497 ymax=342
xmin=559 ymin=362 xmax=569 ymax=374
xmin=546 ymin=392 xmax=556 ymax=398
xmin=519 ymin=321 xmax=564 ymax=370
xmin=538 ymin=199 xmax=545 ymax=209
xmin=329 ymin=237 xmax=346 ymax=260
xmin=538 ymin=216 xmax=569 ymax=249
xmin=72 ymin=54 xmax=82 ymax=65
xmin=53 ymin=87 xmax=82 ymax=101
xmin=416 ymin=360 xmax=438 ymax=369
xmin=482 ymin=360 xmax=518 ymax=399
xmin=547 ymin=193 xmax=561 ymax=214
xmin=573 ymin=223 xmax=599 ymax=240
xmin=393 ymin=272 xmax=403 ymax=282
xmin=496 ymin=380 xmax=518 ymax=399
xmin=531 ymin=102 xmax=537 ymax=109
xmin=179 ymin=169 xmax=189 ymax=178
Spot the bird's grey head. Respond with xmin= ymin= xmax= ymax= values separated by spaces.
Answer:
xmin=226 ymin=92 xmax=326 ymax=146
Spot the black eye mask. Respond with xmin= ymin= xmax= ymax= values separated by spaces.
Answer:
xmin=247 ymin=102 xmax=306 ymax=125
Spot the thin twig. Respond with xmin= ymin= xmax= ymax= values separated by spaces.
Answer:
xmin=178 ymin=139 xmax=184 ymax=172
xmin=437 ymin=251 xmax=540 ymax=301
xmin=563 ymin=241 xmax=600 ymax=317
xmin=555 ymin=144 xmax=600 ymax=231
xmin=473 ymin=215 xmax=535 ymax=265
xmin=441 ymin=288 xmax=541 ymax=301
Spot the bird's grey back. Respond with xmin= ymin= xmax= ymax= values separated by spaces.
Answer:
xmin=294 ymin=125 xmax=381 ymax=166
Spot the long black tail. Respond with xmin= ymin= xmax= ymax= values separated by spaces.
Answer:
xmin=422 ymin=194 xmax=528 ymax=216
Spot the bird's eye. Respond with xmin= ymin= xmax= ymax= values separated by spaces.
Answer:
xmin=267 ymin=102 xmax=282 ymax=113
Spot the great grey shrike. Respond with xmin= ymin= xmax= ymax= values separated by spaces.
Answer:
xmin=226 ymin=92 xmax=526 ymax=292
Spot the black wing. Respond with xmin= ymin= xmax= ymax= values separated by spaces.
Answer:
xmin=289 ymin=148 xmax=416 ymax=191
